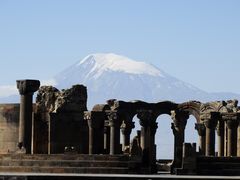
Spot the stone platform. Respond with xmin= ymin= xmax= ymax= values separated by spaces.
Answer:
xmin=196 ymin=156 xmax=240 ymax=176
xmin=1 ymin=173 xmax=240 ymax=180
xmin=0 ymin=154 xmax=142 ymax=174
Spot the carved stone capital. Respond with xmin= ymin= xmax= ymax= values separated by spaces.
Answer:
xmin=107 ymin=111 xmax=119 ymax=127
xmin=16 ymin=80 xmax=40 ymax=95
xmin=84 ymin=111 xmax=105 ymax=129
xmin=203 ymin=118 xmax=218 ymax=129
xmin=226 ymin=119 xmax=239 ymax=130
xmin=195 ymin=123 xmax=206 ymax=136
xmin=137 ymin=110 xmax=152 ymax=128
xmin=221 ymin=112 xmax=240 ymax=121
xmin=121 ymin=121 xmax=135 ymax=135
xmin=171 ymin=110 xmax=189 ymax=131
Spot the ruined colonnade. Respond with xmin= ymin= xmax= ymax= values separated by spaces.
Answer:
xmin=15 ymin=79 xmax=240 ymax=173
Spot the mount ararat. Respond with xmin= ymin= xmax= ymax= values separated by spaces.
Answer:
xmin=54 ymin=53 xmax=240 ymax=108
xmin=1 ymin=53 xmax=240 ymax=108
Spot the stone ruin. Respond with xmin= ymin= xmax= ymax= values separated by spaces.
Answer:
xmin=33 ymin=84 xmax=88 ymax=154
xmin=1 ymin=79 xmax=240 ymax=176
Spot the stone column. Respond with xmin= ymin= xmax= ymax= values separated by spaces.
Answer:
xmin=223 ymin=113 xmax=240 ymax=157
xmin=16 ymin=79 xmax=40 ymax=154
xmin=216 ymin=120 xmax=225 ymax=156
xmin=121 ymin=120 xmax=135 ymax=152
xmin=85 ymin=112 xmax=93 ymax=155
xmin=137 ymin=110 xmax=158 ymax=173
xmin=195 ymin=123 xmax=206 ymax=155
xmin=85 ymin=111 xmax=105 ymax=154
xmin=103 ymin=126 xmax=110 ymax=154
xmin=171 ymin=110 xmax=189 ymax=170
xmin=137 ymin=110 xmax=150 ymax=164
xmin=202 ymin=112 xmax=219 ymax=156
xmin=108 ymin=111 xmax=120 ymax=155
xmin=238 ymin=123 xmax=240 ymax=156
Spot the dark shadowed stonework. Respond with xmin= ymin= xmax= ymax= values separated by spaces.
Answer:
xmin=33 ymin=84 xmax=88 ymax=154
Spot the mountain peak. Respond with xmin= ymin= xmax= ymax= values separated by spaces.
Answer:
xmin=76 ymin=53 xmax=164 ymax=77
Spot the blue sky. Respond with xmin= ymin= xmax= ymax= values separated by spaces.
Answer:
xmin=0 ymin=0 xmax=240 ymax=94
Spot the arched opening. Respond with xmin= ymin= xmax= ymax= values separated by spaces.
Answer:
xmin=156 ymin=114 xmax=174 ymax=160
xmin=185 ymin=115 xmax=199 ymax=150
xmin=155 ymin=114 xmax=174 ymax=172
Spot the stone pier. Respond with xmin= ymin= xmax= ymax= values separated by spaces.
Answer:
xmin=107 ymin=111 xmax=121 ymax=155
xmin=223 ymin=113 xmax=240 ymax=156
xmin=195 ymin=122 xmax=206 ymax=155
xmin=16 ymin=79 xmax=40 ymax=153
xmin=85 ymin=111 xmax=105 ymax=154
xmin=216 ymin=120 xmax=225 ymax=156
xmin=202 ymin=112 xmax=219 ymax=156
xmin=171 ymin=110 xmax=189 ymax=170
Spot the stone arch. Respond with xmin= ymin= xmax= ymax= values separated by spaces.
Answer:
xmin=178 ymin=101 xmax=201 ymax=123
xmin=200 ymin=101 xmax=227 ymax=114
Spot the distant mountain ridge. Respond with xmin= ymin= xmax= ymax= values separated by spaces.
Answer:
xmin=53 ymin=53 xmax=240 ymax=108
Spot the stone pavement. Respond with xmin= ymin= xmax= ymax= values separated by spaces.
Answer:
xmin=0 ymin=173 xmax=240 ymax=180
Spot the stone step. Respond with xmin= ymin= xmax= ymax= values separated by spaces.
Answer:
xmin=197 ymin=156 xmax=240 ymax=163
xmin=0 ymin=154 xmax=130 ymax=161
xmin=197 ymin=162 xmax=240 ymax=170
xmin=0 ymin=166 xmax=129 ymax=174
xmin=0 ymin=159 xmax=135 ymax=168
xmin=197 ymin=169 xmax=240 ymax=176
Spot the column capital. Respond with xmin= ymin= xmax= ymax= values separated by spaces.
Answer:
xmin=195 ymin=123 xmax=206 ymax=136
xmin=120 ymin=121 xmax=135 ymax=135
xmin=203 ymin=118 xmax=218 ymax=129
xmin=226 ymin=119 xmax=239 ymax=129
xmin=171 ymin=110 xmax=189 ymax=131
xmin=16 ymin=79 xmax=40 ymax=95
xmin=221 ymin=112 xmax=240 ymax=121
xmin=201 ymin=112 xmax=219 ymax=129
xmin=106 ymin=111 xmax=120 ymax=127
xmin=222 ymin=112 xmax=240 ymax=129
xmin=84 ymin=111 xmax=105 ymax=129
xmin=137 ymin=110 xmax=157 ymax=128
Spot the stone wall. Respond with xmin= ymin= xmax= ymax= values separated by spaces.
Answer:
xmin=0 ymin=104 xmax=20 ymax=154
xmin=33 ymin=84 xmax=88 ymax=154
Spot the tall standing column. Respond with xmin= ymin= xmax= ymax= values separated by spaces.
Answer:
xmin=121 ymin=120 xmax=134 ymax=152
xmin=17 ymin=79 xmax=40 ymax=154
xmin=216 ymin=120 xmax=225 ymax=156
xmin=148 ymin=120 xmax=158 ymax=173
xmin=138 ymin=110 xmax=158 ymax=173
xmin=85 ymin=111 xmax=105 ymax=155
xmin=224 ymin=113 xmax=240 ymax=157
xmin=202 ymin=112 xmax=219 ymax=156
xmin=238 ymin=123 xmax=240 ymax=156
xmin=137 ymin=110 xmax=151 ymax=165
xmin=103 ymin=126 xmax=110 ymax=154
xmin=108 ymin=111 xmax=120 ymax=155
xmin=171 ymin=110 xmax=189 ymax=171
xmin=195 ymin=123 xmax=206 ymax=155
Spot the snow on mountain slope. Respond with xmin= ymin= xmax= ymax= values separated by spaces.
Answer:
xmin=54 ymin=53 xmax=210 ymax=108
xmin=77 ymin=53 xmax=164 ymax=77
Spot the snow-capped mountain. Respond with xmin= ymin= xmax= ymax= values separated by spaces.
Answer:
xmin=54 ymin=53 xmax=212 ymax=108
